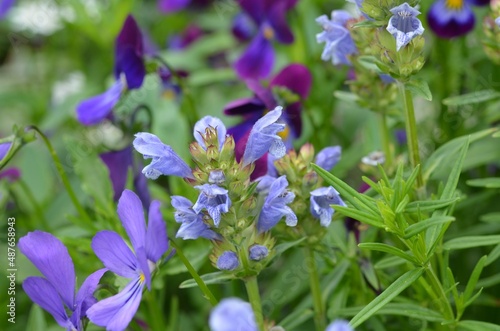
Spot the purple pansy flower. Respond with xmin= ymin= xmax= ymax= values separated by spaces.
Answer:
xmin=193 ymin=184 xmax=231 ymax=227
xmin=310 ymin=186 xmax=347 ymax=227
xmin=209 ymin=298 xmax=257 ymax=331
xmin=316 ymin=10 xmax=358 ymax=65
xmin=242 ymin=107 xmax=286 ymax=166
xmin=315 ymin=146 xmax=342 ymax=171
xmin=19 ymin=231 xmax=107 ymax=331
xmin=194 ymin=116 xmax=227 ymax=151
xmin=133 ymin=132 xmax=193 ymax=180
xmin=216 ymin=251 xmax=240 ymax=271
xmin=427 ymin=0 xmax=478 ymax=38
xmin=258 ymin=175 xmax=297 ymax=232
xmin=327 ymin=319 xmax=353 ymax=331
xmin=76 ymin=15 xmax=145 ymax=125
xmin=87 ymin=190 xmax=168 ymax=331
xmin=171 ymin=195 xmax=221 ymax=240
xmin=249 ymin=244 xmax=269 ymax=261
xmin=233 ymin=0 xmax=297 ymax=79
xmin=0 ymin=0 xmax=15 ymax=19
xmin=386 ymin=3 xmax=425 ymax=51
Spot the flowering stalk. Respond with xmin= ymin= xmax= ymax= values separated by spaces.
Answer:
xmin=306 ymin=246 xmax=326 ymax=331
xmin=244 ymin=276 xmax=265 ymax=331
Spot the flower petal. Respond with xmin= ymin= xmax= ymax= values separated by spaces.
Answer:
xmin=315 ymin=146 xmax=341 ymax=171
xmin=118 ymin=190 xmax=147 ymax=253
xmin=115 ymin=15 xmax=145 ymax=89
xmin=216 ymin=251 xmax=240 ymax=271
xmin=76 ymin=80 xmax=123 ymax=126
xmin=74 ymin=268 xmax=108 ymax=323
xmin=209 ymin=298 xmax=257 ymax=331
xmin=0 ymin=142 xmax=12 ymax=160
xmin=145 ymin=200 xmax=169 ymax=262
xmin=193 ymin=116 xmax=227 ymax=151
xmin=223 ymin=97 xmax=265 ymax=116
xmin=100 ymin=147 xmax=133 ymax=201
xmin=91 ymin=230 xmax=138 ymax=278
xmin=267 ymin=0 xmax=295 ymax=44
xmin=427 ymin=0 xmax=474 ymax=39
xmin=234 ymin=32 xmax=274 ymax=80
xmin=0 ymin=0 xmax=15 ymax=19
xmin=158 ymin=0 xmax=191 ymax=13
xmin=326 ymin=319 xmax=353 ymax=331
xmin=19 ymin=231 xmax=75 ymax=308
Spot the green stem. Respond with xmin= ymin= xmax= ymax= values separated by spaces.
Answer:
xmin=398 ymin=83 xmax=424 ymax=188
xmin=244 ymin=276 xmax=265 ymax=331
xmin=378 ymin=113 xmax=393 ymax=169
xmin=426 ymin=266 xmax=455 ymax=321
xmin=306 ymin=246 xmax=326 ymax=331
xmin=26 ymin=126 xmax=95 ymax=230
xmin=146 ymin=290 xmax=164 ymax=331
xmin=16 ymin=179 xmax=50 ymax=231
xmin=169 ymin=239 xmax=218 ymax=306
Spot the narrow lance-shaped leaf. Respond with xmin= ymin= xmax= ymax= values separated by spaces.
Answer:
xmin=358 ymin=243 xmax=420 ymax=265
xmin=404 ymin=216 xmax=455 ymax=239
xmin=443 ymin=235 xmax=500 ymax=251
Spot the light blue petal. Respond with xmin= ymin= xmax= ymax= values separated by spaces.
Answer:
xmin=209 ymin=298 xmax=257 ymax=331
xmin=193 ymin=116 xmax=227 ymax=150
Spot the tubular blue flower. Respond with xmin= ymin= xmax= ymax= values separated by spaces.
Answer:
xmin=0 ymin=0 xmax=15 ymax=19
xmin=233 ymin=0 xmax=297 ymax=79
xmin=427 ymin=0 xmax=475 ymax=38
xmin=242 ymin=107 xmax=286 ymax=166
xmin=310 ymin=186 xmax=346 ymax=227
xmin=316 ymin=10 xmax=357 ymax=65
xmin=249 ymin=245 xmax=269 ymax=261
xmin=171 ymin=195 xmax=221 ymax=240
xmin=258 ymin=175 xmax=297 ymax=232
xmin=193 ymin=184 xmax=231 ymax=227
xmin=193 ymin=116 xmax=227 ymax=150
xmin=326 ymin=319 xmax=353 ymax=331
xmin=209 ymin=170 xmax=226 ymax=184
xmin=76 ymin=15 xmax=145 ymax=125
xmin=209 ymin=298 xmax=257 ymax=331
xmin=19 ymin=231 xmax=107 ymax=331
xmin=315 ymin=146 xmax=342 ymax=171
xmin=87 ymin=190 xmax=169 ymax=331
xmin=133 ymin=132 xmax=193 ymax=180
xmin=0 ymin=142 xmax=11 ymax=161
xmin=386 ymin=3 xmax=425 ymax=51
xmin=216 ymin=251 xmax=240 ymax=270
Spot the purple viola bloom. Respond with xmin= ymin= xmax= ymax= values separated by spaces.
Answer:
xmin=249 ymin=244 xmax=269 ymax=261
xmin=0 ymin=167 xmax=21 ymax=182
xmin=0 ymin=142 xmax=12 ymax=160
xmin=171 ymin=195 xmax=221 ymax=240
xmin=326 ymin=319 xmax=353 ymax=331
xmin=76 ymin=15 xmax=145 ymax=126
xmin=193 ymin=184 xmax=231 ymax=227
xmin=310 ymin=186 xmax=346 ymax=227
xmin=168 ymin=24 xmax=204 ymax=50
xmin=232 ymin=13 xmax=257 ymax=42
xmin=427 ymin=0 xmax=475 ymax=39
xmin=316 ymin=10 xmax=357 ymax=65
xmin=209 ymin=298 xmax=257 ymax=331
xmin=387 ymin=3 xmax=425 ymax=51
xmin=194 ymin=116 xmax=227 ymax=151
xmin=242 ymin=107 xmax=286 ymax=166
xmin=19 ymin=231 xmax=107 ymax=331
xmin=216 ymin=251 xmax=240 ymax=271
xmin=158 ymin=0 xmax=191 ymax=12
xmin=315 ymin=146 xmax=342 ymax=171
xmin=258 ymin=175 xmax=297 ymax=232
xmin=233 ymin=0 xmax=297 ymax=79
xmin=0 ymin=0 xmax=15 ymax=19
xmin=133 ymin=132 xmax=193 ymax=180
xmin=87 ymin=190 xmax=168 ymax=331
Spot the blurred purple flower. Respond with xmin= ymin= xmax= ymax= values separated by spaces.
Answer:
xmin=310 ymin=186 xmax=346 ymax=227
xmin=232 ymin=13 xmax=257 ymax=42
xmin=158 ymin=0 xmax=211 ymax=13
xmin=193 ymin=184 xmax=231 ymax=227
xmin=19 ymin=231 xmax=106 ymax=331
xmin=0 ymin=0 xmax=15 ymax=19
xmin=327 ymin=319 xmax=353 ymax=331
xmin=171 ymin=195 xmax=221 ymax=240
xmin=316 ymin=10 xmax=357 ymax=65
xmin=233 ymin=0 xmax=297 ymax=79
xmin=133 ymin=132 xmax=193 ymax=180
xmin=249 ymin=244 xmax=269 ymax=261
xmin=0 ymin=167 xmax=20 ymax=182
xmin=386 ymin=3 xmax=424 ymax=51
xmin=76 ymin=15 xmax=145 ymax=125
xmin=258 ymin=175 xmax=297 ymax=232
xmin=427 ymin=0 xmax=475 ymax=38
xmin=315 ymin=146 xmax=342 ymax=171
xmin=209 ymin=298 xmax=257 ymax=331
xmin=87 ymin=190 xmax=168 ymax=331
xmin=395 ymin=129 xmax=407 ymax=146
xmin=169 ymin=24 xmax=204 ymax=50
xmin=216 ymin=251 xmax=239 ymax=270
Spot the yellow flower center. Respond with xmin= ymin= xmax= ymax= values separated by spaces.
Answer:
xmin=278 ymin=124 xmax=290 ymax=140
xmin=162 ymin=89 xmax=176 ymax=100
xmin=263 ymin=26 xmax=274 ymax=40
xmin=139 ymin=272 xmax=145 ymax=284
xmin=446 ymin=0 xmax=464 ymax=10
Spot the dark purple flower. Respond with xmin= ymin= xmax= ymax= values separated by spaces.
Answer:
xmin=87 ymin=190 xmax=169 ymax=331
xmin=216 ymin=251 xmax=239 ymax=270
xmin=19 ymin=231 xmax=106 ymax=331
xmin=168 ymin=24 xmax=204 ymax=50
xmin=258 ymin=175 xmax=297 ymax=232
xmin=0 ymin=0 xmax=15 ymax=19
xmin=0 ymin=167 xmax=21 ymax=182
xmin=233 ymin=0 xmax=297 ymax=79
xmin=171 ymin=195 xmax=221 ymax=240
xmin=158 ymin=0 xmax=191 ymax=12
xmin=427 ymin=0 xmax=475 ymax=39
xmin=209 ymin=298 xmax=257 ymax=331
xmin=76 ymin=15 xmax=145 ymax=126
xmin=232 ymin=13 xmax=257 ymax=42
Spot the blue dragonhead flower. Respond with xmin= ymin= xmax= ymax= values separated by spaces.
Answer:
xmin=133 ymin=132 xmax=193 ymax=180
xmin=87 ymin=190 xmax=169 ymax=331
xmin=216 ymin=251 xmax=240 ymax=271
xmin=171 ymin=195 xmax=221 ymax=240
xmin=209 ymin=298 xmax=257 ymax=331
xmin=193 ymin=116 xmax=227 ymax=151
xmin=19 ymin=231 xmax=107 ymax=331
xmin=258 ymin=175 xmax=297 ymax=232
xmin=327 ymin=319 xmax=353 ymax=331
xmin=315 ymin=146 xmax=342 ymax=171
xmin=249 ymin=244 xmax=269 ymax=261
xmin=316 ymin=10 xmax=357 ymax=65
xmin=310 ymin=186 xmax=346 ymax=227
xmin=242 ymin=106 xmax=286 ymax=166
xmin=193 ymin=184 xmax=232 ymax=227
xmin=386 ymin=3 xmax=425 ymax=51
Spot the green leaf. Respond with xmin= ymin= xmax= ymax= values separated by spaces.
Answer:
xmin=349 ymin=268 xmax=425 ymax=328
xmin=463 ymin=256 xmax=487 ymax=304
xmin=466 ymin=178 xmax=500 ymax=188
xmin=476 ymin=272 xmax=500 ymax=289
xmin=333 ymin=91 xmax=360 ymax=103
xmin=26 ymin=304 xmax=47 ymax=331
xmin=333 ymin=205 xmax=384 ymax=228
xmin=443 ymin=235 xmax=500 ymax=250
xmin=458 ymin=320 xmax=500 ymax=331
xmin=358 ymin=243 xmax=420 ymax=265
xmin=485 ymin=244 xmax=500 ymax=266
xmin=404 ymin=216 xmax=455 ymax=239
xmin=179 ymin=271 xmax=236 ymax=289
xmin=337 ymin=302 xmax=445 ymax=322
xmin=274 ymin=237 xmax=307 ymax=256
xmin=374 ymin=255 xmax=407 ymax=269
xmin=352 ymin=20 xmax=385 ymax=28
xmin=480 ymin=213 xmax=500 ymax=223
xmin=406 ymin=78 xmax=432 ymax=101
xmin=404 ymin=198 xmax=459 ymax=213
xmin=442 ymin=90 xmax=500 ymax=106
